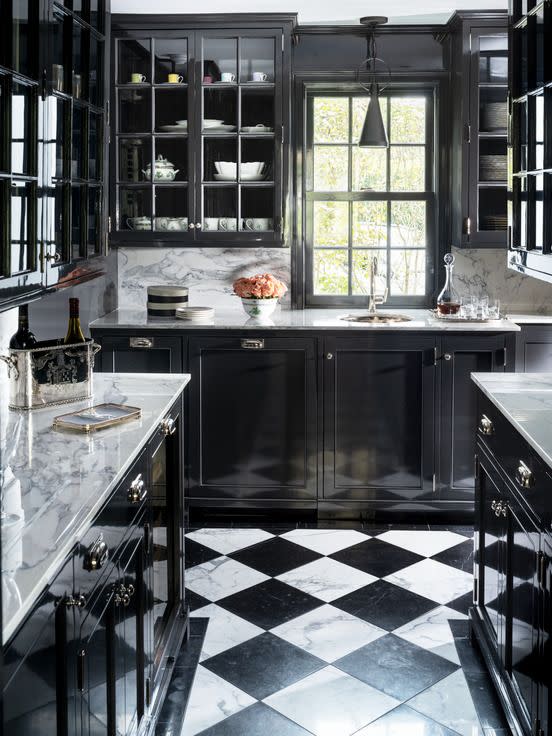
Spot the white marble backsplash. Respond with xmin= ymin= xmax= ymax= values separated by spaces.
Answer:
xmin=452 ymin=247 xmax=552 ymax=314
xmin=117 ymin=247 xmax=291 ymax=309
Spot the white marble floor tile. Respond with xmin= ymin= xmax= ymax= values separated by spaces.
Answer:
xmin=264 ymin=665 xmax=400 ymax=736
xmin=277 ymin=558 xmax=377 ymax=602
xmin=408 ymin=669 xmax=483 ymax=736
xmin=185 ymin=556 xmax=269 ymax=601
xmin=180 ymin=664 xmax=256 ymax=736
xmin=270 ymin=604 xmax=386 ymax=662
xmin=186 ymin=528 xmax=274 ymax=555
xmin=384 ymin=559 xmax=473 ymax=605
xmin=393 ymin=605 xmax=468 ymax=665
xmin=280 ymin=529 xmax=368 ymax=555
xmin=376 ymin=530 xmax=469 ymax=557
xmin=190 ymin=604 xmax=264 ymax=661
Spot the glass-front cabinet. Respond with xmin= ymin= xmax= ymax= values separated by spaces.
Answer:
xmin=111 ymin=18 xmax=294 ymax=246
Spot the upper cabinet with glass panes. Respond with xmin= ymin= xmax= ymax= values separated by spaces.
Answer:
xmin=111 ymin=18 xmax=295 ymax=246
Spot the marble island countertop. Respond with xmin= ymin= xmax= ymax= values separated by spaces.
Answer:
xmin=471 ymin=373 xmax=552 ymax=468
xmin=1 ymin=372 xmax=190 ymax=644
xmin=91 ymin=307 xmax=521 ymax=332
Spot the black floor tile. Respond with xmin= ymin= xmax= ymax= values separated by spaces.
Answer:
xmin=447 ymin=591 xmax=474 ymax=615
xmin=358 ymin=704 xmax=459 ymax=735
xmin=335 ymin=634 xmax=458 ymax=701
xmin=218 ymin=578 xmax=322 ymax=630
xmin=333 ymin=579 xmax=437 ymax=631
xmin=229 ymin=536 xmax=322 ymax=577
xmin=432 ymin=539 xmax=474 ymax=572
xmin=186 ymin=589 xmax=211 ymax=612
xmin=185 ymin=538 xmax=222 ymax=569
xmin=465 ymin=671 xmax=510 ymax=731
xmin=202 ymin=632 xmax=325 ymax=700
xmin=173 ymin=618 xmax=209 ymax=670
xmin=195 ymin=703 xmax=314 ymax=736
xmin=330 ymin=538 xmax=424 ymax=577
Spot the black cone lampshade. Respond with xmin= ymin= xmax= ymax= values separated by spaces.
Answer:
xmin=359 ymin=83 xmax=388 ymax=148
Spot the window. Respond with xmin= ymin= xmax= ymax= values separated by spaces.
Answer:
xmin=305 ymin=89 xmax=435 ymax=305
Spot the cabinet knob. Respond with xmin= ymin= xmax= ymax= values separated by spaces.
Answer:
xmin=515 ymin=460 xmax=534 ymax=489
xmin=443 ymin=353 xmax=452 ymax=361
xmin=195 ymin=222 xmax=202 ymax=229
xmin=84 ymin=534 xmax=109 ymax=571
xmin=45 ymin=251 xmax=61 ymax=263
xmin=160 ymin=417 xmax=177 ymax=436
xmin=64 ymin=593 xmax=86 ymax=608
xmin=326 ymin=353 xmax=333 ymax=360
xmin=189 ymin=223 xmax=195 ymax=230
xmin=479 ymin=414 xmax=494 ymax=436
xmin=491 ymin=499 xmax=498 ymax=510
xmin=127 ymin=474 xmax=147 ymax=504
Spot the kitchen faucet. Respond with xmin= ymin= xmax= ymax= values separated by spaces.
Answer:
xmin=367 ymin=255 xmax=388 ymax=314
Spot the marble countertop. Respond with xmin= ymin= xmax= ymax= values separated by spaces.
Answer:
xmin=1 ymin=372 xmax=190 ymax=644
xmin=506 ymin=314 xmax=552 ymax=324
xmin=471 ymin=373 xmax=552 ymax=469
xmin=90 ymin=308 xmax=521 ymax=332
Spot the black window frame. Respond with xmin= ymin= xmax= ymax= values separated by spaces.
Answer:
xmin=300 ymin=82 xmax=438 ymax=308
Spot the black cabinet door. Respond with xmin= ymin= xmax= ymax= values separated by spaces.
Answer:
xmin=539 ymin=533 xmax=552 ymax=736
xmin=475 ymin=451 xmax=507 ymax=658
xmin=323 ymin=335 xmax=435 ymax=502
xmin=188 ymin=336 xmax=317 ymax=501
xmin=438 ymin=335 xmax=507 ymax=501
xmin=504 ymin=485 xmax=540 ymax=734
xmin=95 ymin=333 xmax=184 ymax=373
xmin=515 ymin=325 xmax=552 ymax=372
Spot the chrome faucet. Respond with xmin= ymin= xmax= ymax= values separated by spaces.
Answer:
xmin=367 ymin=256 xmax=388 ymax=314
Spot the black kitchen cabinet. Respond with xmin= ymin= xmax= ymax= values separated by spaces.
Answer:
xmin=438 ymin=335 xmax=509 ymax=502
xmin=515 ymin=324 xmax=552 ymax=372
xmin=322 ymin=335 xmax=435 ymax=505
xmin=539 ymin=532 xmax=552 ymax=736
xmin=188 ymin=335 xmax=317 ymax=506
xmin=110 ymin=14 xmax=295 ymax=248
xmin=449 ymin=11 xmax=508 ymax=248
xmin=97 ymin=334 xmax=184 ymax=373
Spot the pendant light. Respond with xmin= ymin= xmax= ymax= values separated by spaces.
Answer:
xmin=357 ymin=16 xmax=390 ymax=148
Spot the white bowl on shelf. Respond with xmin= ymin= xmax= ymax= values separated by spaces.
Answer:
xmin=203 ymin=119 xmax=225 ymax=128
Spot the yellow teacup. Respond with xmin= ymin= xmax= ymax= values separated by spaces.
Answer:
xmin=168 ymin=73 xmax=184 ymax=84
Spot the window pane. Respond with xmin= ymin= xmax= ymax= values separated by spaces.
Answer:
xmin=314 ymin=202 xmax=348 ymax=247
xmin=390 ymin=146 xmax=425 ymax=191
xmin=352 ymin=148 xmax=386 ymax=191
xmin=313 ymin=98 xmax=349 ymax=143
xmin=390 ymin=98 xmax=426 ymax=143
xmin=352 ymin=250 xmax=387 ymax=295
xmin=390 ymin=202 xmax=426 ymax=247
xmin=353 ymin=202 xmax=387 ymax=248
xmin=314 ymin=250 xmax=348 ymax=294
xmin=390 ymin=250 xmax=426 ymax=295
xmin=313 ymin=146 xmax=348 ymax=191
xmin=352 ymin=97 xmax=387 ymax=144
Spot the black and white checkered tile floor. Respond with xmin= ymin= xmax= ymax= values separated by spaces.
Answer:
xmin=178 ymin=525 xmax=508 ymax=736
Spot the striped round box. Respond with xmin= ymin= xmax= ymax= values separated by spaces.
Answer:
xmin=147 ymin=286 xmax=189 ymax=317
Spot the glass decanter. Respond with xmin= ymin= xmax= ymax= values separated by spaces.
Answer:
xmin=437 ymin=253 xmax=461 ymax=316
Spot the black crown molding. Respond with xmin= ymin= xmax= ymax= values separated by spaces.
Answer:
xmin=112 ymin=12 xmax=298 ymax=29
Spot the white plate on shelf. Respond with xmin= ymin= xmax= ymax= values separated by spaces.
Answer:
xmin=203 ymin=119 xmax=225 ymax=128
xmin=203 ymin=124 xmax=236 ymax=133
xmin=241 ymin=126 xmax=273 ymax=133
xmin=213 ymin=173 xmax=265 ymax=182
xmin=159 ymin=124 xmax=188 ymax=133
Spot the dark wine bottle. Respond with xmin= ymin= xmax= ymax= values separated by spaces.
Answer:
xmin=64 ymin=298 xmax=86 ymax=344
xmin=9 ymin=305 xmax=37 ymax=349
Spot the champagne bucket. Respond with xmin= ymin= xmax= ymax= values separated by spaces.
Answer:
xmin=0 ymin=338 xmax=101 ymax=411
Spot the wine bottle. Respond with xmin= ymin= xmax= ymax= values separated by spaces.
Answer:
xmin=9 ymin=305 xmax=37 ymax=349
xmin=64 ymin=298 xmax=86 ymax=344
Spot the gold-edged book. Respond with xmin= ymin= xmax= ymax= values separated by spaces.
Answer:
xmin=53 ymin=403 xmax=142 ymax=433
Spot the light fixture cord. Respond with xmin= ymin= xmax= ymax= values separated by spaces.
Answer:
xmin=367 ymin=27 xmax=378 ymax=87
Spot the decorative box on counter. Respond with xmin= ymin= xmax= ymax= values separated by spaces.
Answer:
xmin=0 ymin=338 xmax=101 ymax=410
xmin=147 ymin=285 xmax=189 ymax=317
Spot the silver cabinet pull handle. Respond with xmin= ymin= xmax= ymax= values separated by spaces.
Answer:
xmin=241 ymin=338 xmax=264 ymax=350
xmin=189 ymin=223 xmax=195 ymax=230
xmin=491 ymin=499 xmax=498 ymax=510
xmin=45 ymin=251 xmax=62 ymax=263
xmin=479 ymin=414 xmax=494 ymax=436
xmin=129 ymin=337 xmax=154 ymax=349
xmin=64 ymin=594 xmax=86 ymax=608
xmin=195 ymin=222 xmax=202 ymax=229
xmin=160 ymin=417 xmax=176 ymax=436
xmin=84 ymin=534 xmax=109 ymax=571
xmin=128 ymin=473 xmax=147 ymax=504
xmin=516 ymin=460 xmax=534 ymax=489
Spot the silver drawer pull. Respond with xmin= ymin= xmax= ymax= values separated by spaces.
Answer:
xmin=160 ymin=417 xmax=176 ymax=436
xmin=128 ymin=474 xmax=147 ymax=504
xmin=64 ymin=594 xmax=86 ymax=608
xmin=479 ymin=414 xmax=494 ymax=436
xmin=129 ymin=337 xmax=154 ymax=349
xmin=241 ymin=338 xmax=264 ymax=350
xmin=84 ymin=534 xmax=109 ymax=571
xmin=516 ymin=461 xmax=534 ymax=489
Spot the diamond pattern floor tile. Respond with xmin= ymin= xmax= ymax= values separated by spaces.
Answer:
xmin=277 ymin=557 xmax=377 ymax=602
xmin=185 ymin=556 xmax=270 ymax=602
xmin=229 ymin=536 xmax=323 ymax=576
xmin=376 ymin=530 xmax=469 ymax=557
xmin=384 ymin=558 xmax=473 ymax=604
xmin=186 ymin=528 xmax=274 ymax=555
xmin=354 ymin=704 xmax=460 ymax=736
xmin=190 ymin=604 xmax=264 ymax=661
xmin=194 ymin=702 xmax=314 ymax=736
xmin=280 ymin=529 xmax=369 ymax=555
xmin=393 ymin=605 xmax=469 ymax=665
xmin=330 ymin=537 xmax=424 ymax=577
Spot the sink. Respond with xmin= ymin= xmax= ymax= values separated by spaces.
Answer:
xmin=340 ymin=313 xmax=413 ymax=324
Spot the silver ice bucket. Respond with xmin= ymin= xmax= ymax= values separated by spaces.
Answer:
xmin=0 ymin=338 xmax=101 ymax=410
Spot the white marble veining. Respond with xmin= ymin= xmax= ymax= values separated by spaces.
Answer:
xmin=185 ymin=556 xmax=269 ymax=601
xmin=0 ymin=372 xmax=190 ymax=643
xmin=471 ymin=372 xmax=552 ymax=468
xmin=276 ymin=558 xmax=377 ymax=602
xmin=393 ymin=605 xmax=469 ymax=665
xmin=384 ymin=559 xmax=473 ymax=605
xmin=507 ymin=313 xmax=552 ymax=324
xmin=280 ymin=529 xmax=369 ymax=555
xmin=270 ymin=604 xmax=386 ymax=663
xmin=91 ymin=307 xmax=521 ymax=332
xmin=185 ymin=528 xmax=274 ymax=555
xmin=190 ymin=604 xmax=264 ymax=661
xmin=375 ymin=530 xmax=468 ymax=557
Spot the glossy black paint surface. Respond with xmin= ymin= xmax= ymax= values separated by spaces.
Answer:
xmin=515 ymin=325 xmax=552 ymax=372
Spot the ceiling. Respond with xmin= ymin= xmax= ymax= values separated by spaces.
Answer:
xmin=111 ymin=0 xmax=507 ymax=25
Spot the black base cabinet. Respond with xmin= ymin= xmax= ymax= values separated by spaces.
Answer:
xmin=2 ymin=397 xmax=187 ymax=736
xmin=472 ymin=390 xmax=552 ymax=736
xmin=515 ymin=325 xmax=552 ymax=373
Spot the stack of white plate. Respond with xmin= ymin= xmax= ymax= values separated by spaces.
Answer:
xmin=175 ymin=306 xmax=215 ymax=323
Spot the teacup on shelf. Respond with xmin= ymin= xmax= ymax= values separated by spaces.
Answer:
xmin=242 ymin=218 xmax=273 ymax=231
xmin=154 ymin=217 xmax=188 ymax=231
xmin=127 ymin=216 xmax=151 ymax=230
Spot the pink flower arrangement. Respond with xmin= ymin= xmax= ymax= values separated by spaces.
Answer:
xmin=233 ymin=273 xmax=288 ymax=300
